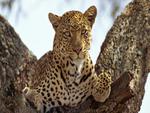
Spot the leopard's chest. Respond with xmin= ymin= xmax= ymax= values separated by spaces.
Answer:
xmin=65 ymin=59 xmax=84 ymax=84
xmin=62 ymin=59 xmax=91 ymax=106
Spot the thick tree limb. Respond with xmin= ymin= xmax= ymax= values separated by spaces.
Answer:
xmin=0 ymin=15 xmax=37 ymax=113
xmin=0 ymin=0 xmax=149 ymax=113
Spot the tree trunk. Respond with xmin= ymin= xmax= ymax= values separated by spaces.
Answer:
xmin=0 ymin=0 xmax=149 ymax=113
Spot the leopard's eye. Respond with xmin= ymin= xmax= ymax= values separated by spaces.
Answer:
xmin=64 ymin=31 xmax=71 ymax=37
xmin=81 ymin=29 xmax=88 ymax=37
xmin=81 ymin=29 xmax=86 ymax=34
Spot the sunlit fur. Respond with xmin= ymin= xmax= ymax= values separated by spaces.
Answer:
xmin=22 ymin=6 xmax=111 ymax=113
xmin=53 ymin=11 xmax=92 ymax=60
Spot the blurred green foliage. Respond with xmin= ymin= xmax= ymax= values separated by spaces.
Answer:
xmin=0 ymin=0 xmax=15 ymax=10
xmin=0 ymin=0 xmax=128 ymax=19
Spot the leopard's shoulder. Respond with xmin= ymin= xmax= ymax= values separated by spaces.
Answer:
xmin=29 ymin=51 xmax=54 ymax=88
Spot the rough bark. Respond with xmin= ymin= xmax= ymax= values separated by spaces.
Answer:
xmin=0 ymin=14 xmax=37 ymax=113
xmin=0 ymin=0 xmax=149 ymax=113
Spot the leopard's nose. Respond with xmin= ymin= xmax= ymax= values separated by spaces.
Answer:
xmin=73 ymin=47 xmax=82 ymax=54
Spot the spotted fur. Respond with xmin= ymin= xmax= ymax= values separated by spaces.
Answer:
xmin=22 ymin=6 xmax=111 ymax=113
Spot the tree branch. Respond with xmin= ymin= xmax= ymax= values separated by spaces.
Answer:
xmin=0 ymin=0 xmax=149 ymax=113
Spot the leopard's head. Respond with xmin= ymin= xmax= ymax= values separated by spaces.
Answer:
xmin=49 ymin=6 xmax=97 ymax=60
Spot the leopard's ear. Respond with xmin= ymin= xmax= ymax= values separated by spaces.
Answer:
xmin=84 ymin=6 xmax=97 ymax=27
xmin=48 ymin=13 xmax=60 ymax=31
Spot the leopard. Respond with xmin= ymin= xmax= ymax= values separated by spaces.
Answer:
xmin=22 ymin=6 xmax=111 ymax=113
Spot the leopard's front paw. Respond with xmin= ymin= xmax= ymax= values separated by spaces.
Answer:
xmin=22 ymin=87 xmax=43 ymax=112
xmin=92 ymin=72 xmax=111 ymax=102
